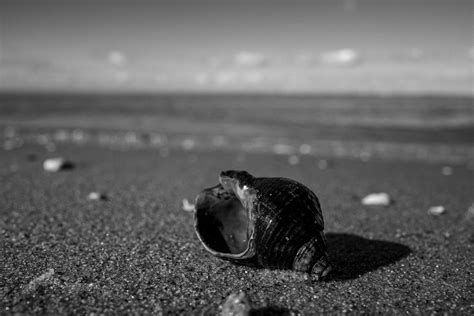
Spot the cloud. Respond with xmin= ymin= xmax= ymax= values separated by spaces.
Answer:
xmin=233 ymin=51 xmax=267 ymax=68
xmin=194 ymin=69 xmax=265 ymax=87
xmin=242 ymin=70 xmax=264 ymax=84
xmin=107 ymin=50 xmax=127 ymax=66
xmin=215 ymin=71 xmax=236 ymax=85
xmin=320 ymin=49 xmax=360 ymax=66
xmin=194 ymin=71 xmax=211 ymax=85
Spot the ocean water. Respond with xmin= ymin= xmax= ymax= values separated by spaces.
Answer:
xmin=1 ymin=93 xmax=473 ymax=163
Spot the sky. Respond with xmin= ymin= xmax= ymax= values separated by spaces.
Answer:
xmin=0 ymin=0 xmax=473 ymax=94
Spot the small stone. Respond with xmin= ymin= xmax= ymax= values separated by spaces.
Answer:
xmin=221 ymin=292 xmax=252 ymax=316
xmin=182 ymin=198 xmax=195 ymax=212
xmin=361 ymin=193 xmax=391 ymax=206
xmin=299 ymin=144 xmax=311 ymax=155
xmin=288 ymin=155 xmax=300 ymax=165
xmin=441 ymin=166 xmax=453 ymax=176
xmin=428 ymin=205 xmax=446 ymax=216
xmin=181 ymin=138 xmax=196 ymax=151
xmin=43 ymin=157 xmax=74 ymax=172
xmin=87 ymin=192 xmax=107 ymax=201
xmin=54 ymin=129 xmax=69 ymax=142
xmin=71 ymin=129 xmax=86 ymax=142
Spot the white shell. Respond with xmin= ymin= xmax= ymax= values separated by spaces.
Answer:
xmin=361 ymin=193 xmax=391 ymax=206
xmin=182 ymin=198 xmax=196 ymax=212
xmin=428 ymin=205 xmax=446 ymax=216
xmin=43 ymin=157 xmax=66 ymax=172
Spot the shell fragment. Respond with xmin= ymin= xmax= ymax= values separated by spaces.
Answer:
xmin=361 ymin=193 xmax=391 ymax=206
xmin=43 ymin=157 xmax=73 ymax=172
xmin=182 ymin=198 xmax=196 ymax=212
xmin=428 ymin=205 xmax=446 ymax=216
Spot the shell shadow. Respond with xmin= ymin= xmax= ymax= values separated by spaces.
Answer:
xmin=325 ymin=233 xmax=411 ymax=281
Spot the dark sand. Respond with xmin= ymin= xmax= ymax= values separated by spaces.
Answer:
xmin=1 ymin=143 xmax=473 ymax=314
xmin=1 ymin=94 xmax=473 ymax=313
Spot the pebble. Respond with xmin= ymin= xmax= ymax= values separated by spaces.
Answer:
xmin=71 ymin=129 xmax=86 ymax=142
xmin=181 ymin=138 xmax=196 ymax=151
xmin=182 ymin=198 xmax=195 ymax=212
xmin=87 ymin=192 xmax=107 ymax=201
xmin=221 ymin=292 xmax=252 ymax=316
xmin=150 ymin=133 xmax=166 ymax=146
xmin=428 ymin=205 xmax=446 ymax=216
xmin=43 ymin=157 xmax=73 ymax=172
xmin=299 ymin=144 xmax=311 ymax=155
xmin=54 ymin=129 xmax=70 ymax=142
xmin=361 ymin=193 xmax=391 ymax=206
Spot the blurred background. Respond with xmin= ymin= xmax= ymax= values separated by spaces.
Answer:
xmin=0 ymin=0 xmax=473 ymax=163
xmin=1 ymin=0 xmax=473 ymax=94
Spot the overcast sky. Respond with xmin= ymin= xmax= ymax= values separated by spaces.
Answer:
xmin=0 ymin=0 xmax=473 ymax=93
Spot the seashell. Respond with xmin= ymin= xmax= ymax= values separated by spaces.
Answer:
xmin=194 ymin=170 xmax=332 ymax=280
xmin=361 ymin=192 xmax=391 ymax=206
xmin=43 ymin=157 xmax=74 ymax=172
xmin=427 ymin=205 xmax=446 ymax=216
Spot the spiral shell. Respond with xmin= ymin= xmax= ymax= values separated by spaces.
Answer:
xmin=194 ymin=170 xmax=332 ymax=280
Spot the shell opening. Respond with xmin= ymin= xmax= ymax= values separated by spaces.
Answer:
xmin=195 ymin=185 xmax=252 ymax=256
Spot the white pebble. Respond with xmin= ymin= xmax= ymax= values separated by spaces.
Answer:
xmin=361 ymin=193 xmax=391 ymax=206
xmin=288 ymin=155 xmax=300 ymax=165
xmin=181 ymin=138 xmax=196 ymax=151
xmin=150 ymin=133 xmax=166 ymax=146
xmin=182 ymin=198 xmax=195 ymax=212
xmin=428 ymin=205 xmax=446 ymax=216
xmin=43 ymin=157 xmax=69 ymax=172
xmin=72 ymin=129 xmax=86 ymax=142
xmin=221 ymin=292 xmax=251 ymax=316
xmin=54 ymin=129 xmax=69 ymax=142
xmin=299 ymin=144 xmax=312 ymax=155
xmin=125 ymin=132 xmax=140 ymax=144
xmin=87 ymin=192 xmax=107 ymax=201
xmin=441 ymin=166 xmax=453 ymax=176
